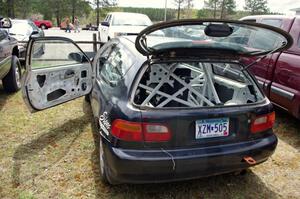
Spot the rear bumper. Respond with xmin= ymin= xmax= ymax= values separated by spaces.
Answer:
xmin=103 ymin=134 xmax=277 ymax=184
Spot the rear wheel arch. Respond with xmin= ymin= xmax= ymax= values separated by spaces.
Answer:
xmin=2 ymin=55 xmax=22 ymax=92
xmin=12 ymin=46 xmax=19 ymax=57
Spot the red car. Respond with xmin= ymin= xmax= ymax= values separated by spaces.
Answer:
xmin=34 ymin=20 xmax=52 ymax=29
xmin=241 ymin=15 xmax=300 ymax=119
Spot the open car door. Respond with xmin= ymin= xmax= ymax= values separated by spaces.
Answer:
xmin=22 ymin=37 xmax=93 ymax=112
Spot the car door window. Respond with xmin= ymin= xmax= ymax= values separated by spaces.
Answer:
xmin=98 ymin=43 xmax=134 ymax=86
xmin=31 ymin=40 xmax=88 ymax=69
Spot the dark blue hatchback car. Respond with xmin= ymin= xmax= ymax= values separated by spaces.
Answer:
xmin=21 ymin=20 xmax=292 ymax=184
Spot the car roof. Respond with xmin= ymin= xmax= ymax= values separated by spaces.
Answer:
xmin=241 ymin=15 xmax=298 ymax=20
xmin=11 ymin=19 xmax=31 ymax=23
xmin=120 ymin=36 xmax=146 ymax=60
xmin=108 ymin=12 xmax=148 ymax=17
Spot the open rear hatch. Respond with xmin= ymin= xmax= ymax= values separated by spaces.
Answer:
xmin=132 ymin=20 xmax=291 ymax=148
xmin=135 ymin=19 xmax=292 ymax=58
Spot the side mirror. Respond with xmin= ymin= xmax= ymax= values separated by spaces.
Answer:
xmin=0 ymin=18 xmax=12 ymax=29
xmin=30 ymin=30 xmax=39 ymax=39
xmin=31 ymin=30 xmax=39 ymax=35
xmin=101 ymin=21 xmax=110 ymax=27
xmin=68 ymin=52 xmax=89 ymax=63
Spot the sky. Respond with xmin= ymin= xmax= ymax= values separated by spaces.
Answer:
xmin=117 ymin=0 xmax=300 ymax=15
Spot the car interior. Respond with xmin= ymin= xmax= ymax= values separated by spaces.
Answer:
xmin=133 ymin=62 xmax=263 ymax=108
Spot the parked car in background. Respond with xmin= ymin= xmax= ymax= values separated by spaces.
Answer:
xmin=240 ymin=15 xmax=300 ymax=119
xmin=82 ymin=23 xmax=98 ymax=31
xmin=34 ymin=19 xmax=52 ymax=29
xmin=0 ymin=18 xmax=22 ymax=92
xmin=9 ymin=19 xmax=44 ymax=59
xmin=98 ymin=12 xmax=152 ymax=42
xmin=21 ymin=20 xmax=292 ymax=184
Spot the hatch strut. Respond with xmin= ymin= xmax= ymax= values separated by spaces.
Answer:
xmin=242 ymin=42 xmax=286 ymax=71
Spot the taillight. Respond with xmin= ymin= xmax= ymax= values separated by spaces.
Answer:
xmin=250 ymin=112 xmax=275 ymax=133
xmin=111 ymin=119 xmax=171 ymax=142
xmin=111 ymin=119 xmax=143 ymax=142
xmin=143 ymin=124 xmax=171 ymax=142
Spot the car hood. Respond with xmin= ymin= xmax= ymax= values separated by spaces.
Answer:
xmin=135 ymin=19 xmax=293 ymax=58
xmin=110 ymin=25 xmax=148 ymax=34
xmin=10 ymin=34 xmax=28 ymax=41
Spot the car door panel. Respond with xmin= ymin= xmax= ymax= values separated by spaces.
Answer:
xmin=270 ymin=52 xmax=300 ymax=112
xmin=0 ymin=32 xmax=12 ymax=78
xmin=269 ymin=18 xmax=300 ymax=117
xmin=22 ymin=37 xmax=93 ymax=112
xmin=24 ymin=63 xmax=92 ymax=110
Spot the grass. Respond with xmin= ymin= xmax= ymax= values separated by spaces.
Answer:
xmin=0 ymin=86 xmax=299 ymax=199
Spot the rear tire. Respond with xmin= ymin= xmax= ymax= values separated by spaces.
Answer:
xmin=41 ymin=24 xmax=47 ymax=29
xmin=2 ymin=56 xmax=22 ymax=93
xmin=84 ymin=94 xmax=90 ymax=103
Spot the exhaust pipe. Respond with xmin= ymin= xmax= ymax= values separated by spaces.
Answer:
xmin=243 ymin=156 xmax=257 ymax=165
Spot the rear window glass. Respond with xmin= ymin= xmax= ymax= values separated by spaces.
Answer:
xmin=138 ymin=22 xmax=289 ymax=56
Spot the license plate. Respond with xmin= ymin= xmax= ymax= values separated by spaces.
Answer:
xmin=195 ymin=118 xmax=229 ymax=139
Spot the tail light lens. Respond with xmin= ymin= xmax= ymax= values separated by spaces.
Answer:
xmin=143 ymin=124 xmax=171 ymax=142
xmin=111 ymin=119 xmax=171 ymax=142
xmin=250 ymin=112 xmax=275 ymax=133
xmin=111 ymin=119 xmax=143 ymax=142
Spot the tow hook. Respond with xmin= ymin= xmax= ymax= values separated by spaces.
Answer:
xmin=243 ymin=156 xmax=257 ymax=165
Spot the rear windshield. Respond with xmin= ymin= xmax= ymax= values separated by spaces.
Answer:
xmin=140 ymin=22 xmax=288 ymax=56
xmin=133 ymin=62 xmax=263 ymax=108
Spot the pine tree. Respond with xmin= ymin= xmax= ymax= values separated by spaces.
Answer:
xmin=244 ymin=0 xmax=269 ymax=15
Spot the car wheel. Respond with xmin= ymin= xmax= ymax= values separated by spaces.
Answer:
xmin=41 ymin=24 xmax=47 ymax=29
xmin=99 ymin=137 xmax=110 ymax=184
xmin=2 ymin=56 xmax=22 ymax=93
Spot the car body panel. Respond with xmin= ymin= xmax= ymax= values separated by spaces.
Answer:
xmin=0 ymin=56 xmax=11 ymax=79
xmin=103 ymin=133 xmax=277 ymax=184
xmin=34 ymin=20 xmax=53 ymax=29
xmin=241 ymin=15 xmax=300 ymax=118
xmin=0 ymin=27 xmax=18 ymax=80
xmin=22 ymin=20 xmax=279 ymax=184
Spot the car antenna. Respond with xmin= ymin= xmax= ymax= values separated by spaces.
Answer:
xmin=242 ymin=42 xmax=286 ymax=71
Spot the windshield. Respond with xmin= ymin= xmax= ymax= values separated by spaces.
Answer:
xmin=10 ymin=21 xmax=32 ymax=36
xmin=112 ymin=14 xmax=152 ymax=26
xmin=137 ymin=21 xmax=291 ymax=56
